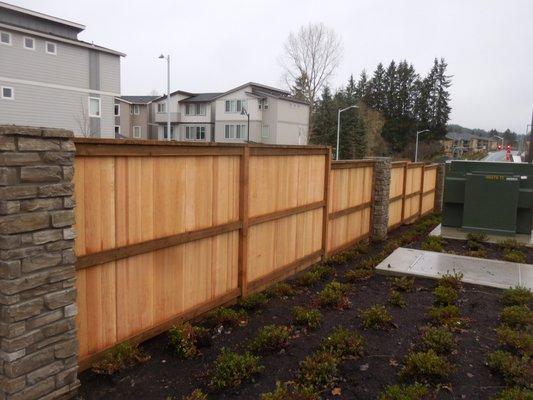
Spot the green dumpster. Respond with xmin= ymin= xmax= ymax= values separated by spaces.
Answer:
xmin=442 ymin=161 xmax=533 ymax=235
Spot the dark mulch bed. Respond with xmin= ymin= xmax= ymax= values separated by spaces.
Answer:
xmin=79 ymin=220 xmax=518 ymax=400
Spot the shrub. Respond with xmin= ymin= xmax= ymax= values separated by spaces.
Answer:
xmin=298 ymin=270 xmax=322 ymax=287
xmin=298 ymin=351 xmax=340 ymax=389
xmin=267 ymin=282 xmax=297 ymax=298
xmin=345 ymin=268 xmax=373 ymax=282
xmin=421 ymin=236 xmax=444 ymax=252
xmin=466 ymin=232 xmax=488 ymax=244
xmin=92 ymin=342 xmax=150 ymax=375
xmin=209 ymin=348 xmax=264 ymax=390
xmin=292 ymin=306 xmax=323 ymax=329
xmin=320 ymin=326 xmax=364 ymax=358
xmin=238 ymin=293 xmax=269 ymax=311
xmin=496 ymin=325 xmax=533 ymax=355
xmin=248 ymin=324 xmax=292 ymax=353
xmin=491 ymin=387 xmax=533 ymax=400
xmin=388 ymin=289 xmax=407 ymax=308
xmin=486 ymin=350 xmax=531 ymax=386
xmin=310 ymin=264 xmax=335 ymax=279
xmin=392 ymin=276 xmax=415 ymax=292
xmin=317 ymin=280 xmax=350 ymax=309
xmin=502 ymin=286 xmax=533 ymax=307
xmin=378 ymin=383 xmax=429 ymax=400
xmin=428 ymin=305 xmax=469 ymax=329
xmin=360 ymin=305 xmax=393 ymax=330
xmin=182 ymin=389 xmax=208 ymax=400
xmin=297 ymin=264 xmax=333 ymax=287
xmin=433 ymin=285 xmax=458 ymax=305
xmin=168 ymin=322 xmax=199 ymax=359
xmin=205 ymin=307 xmax=247 ymax=328
xmin=422 ymin=326 xmax=455 ymax=354
xmin=438 ymin=271 xmax=464 ymax=290
xmin=501 ymin=305 xmax=533 ymax=329
xmin=260 ymin=382 xmax=320 ymax=400
xmin=399 ymin=349 xmax=453 ymax=381
xmin=499 ymin=238 xmax=524 ymax=252
xmin=504 ymin=250 xmax=527 ymax=264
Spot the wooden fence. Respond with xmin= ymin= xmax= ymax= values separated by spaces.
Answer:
xmin=72 ymin=139 xmax=438 ymax=369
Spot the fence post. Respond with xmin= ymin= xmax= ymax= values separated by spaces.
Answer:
xmin=418 ymin=164 xmax=425 ymax=218
xmin=238 ymin=145 xmax=250 ymax=297
xmin=370 ymin=157 xmax=391 ymax=242
xmin=0 ymin=126 xmax=79 ymax=399
xmin=434 ymin=163 xmax=446 ymax=213
xmin=321 ymin=149 xmax=332 ymax=259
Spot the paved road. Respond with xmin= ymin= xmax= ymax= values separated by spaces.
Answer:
xmin=483 ymin=150 xmax=518 ymax=162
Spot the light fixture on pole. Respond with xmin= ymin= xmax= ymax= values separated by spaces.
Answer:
xmin=494 ymin=135 xmax=504 ymax=149
xmin=158 ymin=54 xmax=171 ymax=141
xmin=414 ymin=129 xmax=430 ymax=162
xmin=336 ymin=105 xmax=358 ymax=160
xmin=241 ymin=107 xmax=250 ymax=142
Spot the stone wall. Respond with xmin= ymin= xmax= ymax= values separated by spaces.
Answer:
xmin=434 ymin=163 xmax=446 ymax=212
xmin=370 ymin=157 xmax=392 ymax=241
xmin=0 ymin=126 xmax=78 ymax=400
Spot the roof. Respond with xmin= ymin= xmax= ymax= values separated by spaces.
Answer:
xmin=181 ymin=93 xmax=223 ymax=103
xmin=153 ymin=90 xmax=195 ymax=102
xmin=118 ymin=96 xmax=160 ymax=105
xmin=0 ymin=1 xmax=85 ymax=30
xmin=445 ymin=132 xmax=497 ymax=141
xmin=212 ymin=82 xmax=290 ymax=101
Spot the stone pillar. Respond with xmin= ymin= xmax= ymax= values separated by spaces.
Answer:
xmin=434 ymin=163 xmax=446 ymax=213
xmin=0 ymin=126 xmax=78 ymax=400
xmin=370 ymin=157 xmax=391 ymax=242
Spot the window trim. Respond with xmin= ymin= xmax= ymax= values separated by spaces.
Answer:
xmin=1 ymin=86 xmax=14 ymax=100
xmin=23 ymin=36 xmax=35 ymax=51
xmin=114 ymin=104 xmax=120 ymax=116
xmin=0 ymin=31 xmax=12 ymax=46
xmin=132 ymin=126 xmax=142 ymax=139
xmin=88 ymin=97 xmax=101 ymax=118
xmin=133 ymin=104 xmax=140 ymax=115
xmin=157 ymin=103 xmax=166 ymax=113
xmin=45 ymin=41 xmax=57 ymax=55
xmin=261 ymin=124 xmax=269 ymax=138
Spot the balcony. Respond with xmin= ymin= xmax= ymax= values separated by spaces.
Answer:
xmin=154 ymin=112 xmax=180 ymax=123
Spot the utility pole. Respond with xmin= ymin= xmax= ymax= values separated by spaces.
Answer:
xmin=529 ymin=106 xmax=533 ymax=163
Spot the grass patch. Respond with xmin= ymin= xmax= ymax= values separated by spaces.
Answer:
xmin=298 ymin=351 xmax=340 ymax=389
xmin=504 ymin=250 xmax=527 ymax=263
xmin=182 ymin=389 xmax=208 ymax=400
xmin=205 ymin=307 xmax=247 ymax=328
xmin=421 ymin=236 xmax=444 ymax=252
xmin=248 ymin=324 xmax=292 ymax=353
xmin=502 ymin=286 xmax=533 ymax=307
xmin=378 ymin=383 xmax=429 ymax=400
xmin=320 ymin=326 xmax=364 ymax=359
xmin=260 ymin=382 xmax=320 ymax=400
xmin=345 ymin=267 xmax=373 ymax=282
xmin=498 ymin=238 xmax=524 ymax=252
xmin=421 ymin=326 xmax=455 ymax=354
xmin=491 ymin=387 xmax=533 ymax=400
xmin=317 ymin=280 xmax=350 ymax=309
xmin=495 ymin=325 xmax=533 ymax=356
xmin=388 ymin=289 xmax=407 ymax=308
xmin=266 ymin=282 xmax=297 ymax=298
xmin=399 ymin=349 xmax=453 ymax=381
xmin=360 ymin=305 xmax=393 ymax=330
xmin=433 ymin=285 xmax=459 ymax=305
xmin=292 ymin=306 xmax=323 ymax=329
xmin=501 ymin=305 xmax=532 ymax=329
xmin=238 ymin=292 xmax=269 ymax=311
xmin=92 ymin=342 xmax=150 ymax=375
xmin=392 ymin=276 xmax=415 ymax=292
xmin=209 ymin=348 xmax=264 ymax=391
xmin=486 ymin=350 xmax=531 ymax=386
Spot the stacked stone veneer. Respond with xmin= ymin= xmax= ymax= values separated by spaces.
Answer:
xmin=370 ymin=157 xmax=392 ymax=241
xmin=434 ymin=163 xmax=446 ymax=213
xmin=0 ymin=126 xmax=78 ymax=400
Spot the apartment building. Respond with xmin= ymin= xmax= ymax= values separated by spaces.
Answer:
xmin=443 ymin=132 xmax=499 ymax=156
xmin=0 ymin=1 xmax=124 ymax=137
xmin=114 ymin=96 xmax=159 ymax=139
xmin=151 ymin=82 xmax=309 ymax=144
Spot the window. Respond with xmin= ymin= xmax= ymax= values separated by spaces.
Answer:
xmin=185 ymin=126 xmax=206 ymax=140
xmin=1 ymin=87 xmax=14 ymax=100
xmin=259 ymin=99 xmax=269 ymax=110
xmin=23 ymin=36 xmax=35 ymax=50
xmin=157 ymin=103 xmax=166 ymax=113
xmin=186 ymin=103 xmax=206 ymax=116
xmin=45 ymin=41 xmax=56 ymax=55
xmin=185 ymin=103 xmax=194 ymax=115
xmin=89 ymin=97 xmax=101 ymax=117
xmin=224 ymin=99 xmax=246 ymax=113
xmin=224 ymin=124 xmax=235 ymax=139
xmin=236 ymin=124 xmax=246 ymax=139
xmin=261 ymin=125 xmax=269 ymax=138
xmin=163 ymin=125 xmax=174 ymax=140
xmin=114 ymin=125 xmax=120 ymax=135
xmin=132 ymin=105 xmax=140 ymax=115
xmin=0 ymin=31 xmax=11 ymax=45
xmin=114 ymin=104 xmax=120 ymax=116
xmin=133 ymin=126 xmax=141 ymax=139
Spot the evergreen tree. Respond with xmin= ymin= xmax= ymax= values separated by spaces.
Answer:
xmin=310 ymin=86 xmax=337 ymax=147
xmin=367 ymin=63 xmax=386 ymax=110
xmin=291 ymin=73 xmax=310 ymax=102
xmin=427 ymin=58 xmax=451 ymax=138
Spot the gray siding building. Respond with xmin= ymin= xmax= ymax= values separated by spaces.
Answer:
xmin=0 ymin=1 xmax=124 ymax=137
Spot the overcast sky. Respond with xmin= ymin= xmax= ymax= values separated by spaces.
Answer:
xmin=11 ymin=0 xmax=533 ymax=133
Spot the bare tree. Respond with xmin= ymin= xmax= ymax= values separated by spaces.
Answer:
xmin=280 ymin=23 xmax=343 ymax=133
xmin=73 ymin=98 xmax=91 ymax=137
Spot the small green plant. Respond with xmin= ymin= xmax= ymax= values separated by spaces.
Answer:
xmin=496 ymin=325 xmax=533 ymax=356
xmin=501 ymin=305 xmax=532 ymax=329
xmin=92 ymin=342 xmax=150 ymax=375
xmin=428 ymin=305 xmax=469 ymax=329
xmin=399 ymin=349 xmax=453 ymax=381
xmin=182 ymin=389 xmax=208 ymax=400
xmin=382 ymin=239 xmax=400 ymax=254
xmin=422 ymin=326 xmax=455 ymax=354
xmin=323 ymin=252 xmax=350 ymax=266
xmin=248 ymin=324 xmax=292 ymax=353
xmin=466 ymin=232 xmax=488 ymax=244
xmin=498 ymin=238 xmax=524 ymax=252
xmin=398 ymin=231 xmax=418 ymax=246
xmin=205 ymin=307 xmax=247 ymax=328
xmin=438 ymin=270 xmax=464 ymax=290
xmin=388 ymin=289 xmax=407 ymax=308
xmin=298 ymin=270 xmax=322 ymax=287
xmin=421 ymin=236 xmax=444 ymax=252
xmin=168 ymin=322 xmax=199 ymax=359
xmin=491 ymin=387 xmax=533 ymax=400
xmin=357 ymin=256 xmax=380 ymax=270
xmin=320 ymin=326 xmax=364 ymax=358
xmin=317 ymin=280 xmax=350 ymax=309
xmin=345 ymin=268 xmax=373 ymax=282
xmin=292 ymin=306 xmax=323 ymax=329
xmin=504 ymin=250 xmax=527 ymax=263
xmin=298 ymin=351 xmax=340 ymax=389
xmin=486 ymin=350 xmax=531 ymax=386
xmin=260 ymin=382 xmax=320 ymax=400
xmin=310 ymin=263 xmax=335 ymax=279
xmin=392 ymin=276 xmax=415 ymax=292
xmin=360 ymin=305 xmax=393 ymax=330
xmin=209 ymin=348 xmax=264 ymax=390
xmin=267 ymin=282 xmax=297 ymax=298
xmin=238 ymin=292 xmax=269 ymax=311
xmin=468 ymin=248 xmax=488 ymax=258
xmin=378 ymin=383 xmax=429 ymax=400
xmin=433 ymin=285 xmax=458 ymax=305
xmin=502 ymin=286 xmax=533 ymax=307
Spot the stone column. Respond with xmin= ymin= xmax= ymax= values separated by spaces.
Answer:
xmin=0 ymin=126 xmax=78 ymax=400
xmin=370 ymin=157 xmax=391 ymax=242
xmin=434 ymin=163 xmax=446 ymax=213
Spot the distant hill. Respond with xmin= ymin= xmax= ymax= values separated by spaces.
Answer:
xmin=447 ymin=124 xmax=493 ymax=138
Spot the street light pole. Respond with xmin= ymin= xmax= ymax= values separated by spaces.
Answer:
xmin=159 ymin=54 xmax=171 ymax=141
xmin=414 ymin=129 xmax=429 ymax=162
xmin=528 ymin=106 xmax=533 ymax=163
xmin=336 ymin=105 xmax=358 ymax=160
xmin=241 ymin=108 xmax=250 ymax=142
